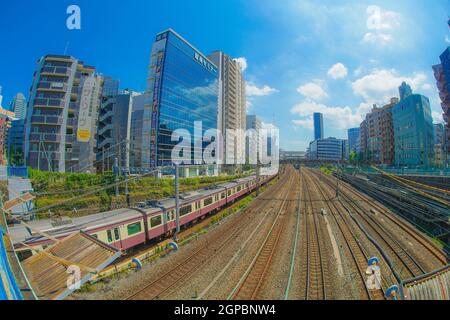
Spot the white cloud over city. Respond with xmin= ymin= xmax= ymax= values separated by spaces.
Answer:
xmin=327 ymin=63 xmax=348 ymax=79
xmin=246 ymin=82 xmax=278 ymax=97
xmin=233 ymin=57 xmax=248 ymax=72
xmin=296 ymin=80 xmax=327 ymax=101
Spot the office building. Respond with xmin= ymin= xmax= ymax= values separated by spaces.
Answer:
xmin=208 ymin=51 xmax=246 ymax=166
xmin=24 ymin=54 xmax=103 ymax=173
xmin=433 ymin=123 xmax=447 ymax=168
xmin=347 ymin=127 xmax=360 ymax=154
xmin=129 ymin=94 xmax=147 ymax=170
xmin=143 ymin=29 xmax=219 ymax=170
xmin=96 ymin=78 xmax=142 ymax=172
xmin=433 ymin=46 xmax=450 ymax=158
xmin=313 ymin=112 xmax=324 ymax=140
xmin=359 ymin=98 xmax=397 ymax=164
xmin=10 ymin=93 xmax=27 ymax=119
xmin=0 ymin=106 xmax=16 ymax=165
xmin=7 ymin=119 xmax=25 ymax=166
xmin=309 ymin=137 xmax=345 ymax=161
xmin=392 ymin=83 xmax=435 ymax=167
xmin=245 ymin=114 xmax=262 ymax=162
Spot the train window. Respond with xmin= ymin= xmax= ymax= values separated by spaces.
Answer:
xmin=237 ymin=186 xmax=242 ymax=192
xmin=215 ymin=195 xmax=219 ymax=201
xmin=92 ymin=234 xmax=98 ymax=239
xmin=227 ymin=190 xmax=232 ymax=196
xmin=180 ymin=205 xmax=192 ymax=216
xmin=204 ymin=197 xmax=213 ymax=206
xmin=195 ymin=201 xmax=200 ymax=210
xmin=245 ymin=183 xmax=249 ymax=188
xmin=114 ymin=228 xmax=120 ymax=241
xmin=221 ymin=192 xmax=226 ymax=199
xmin=107 ymin=230 xmax=113 ymax=242
xmin=150 ymin=215 xmax=162 ymax=228
xmin=127 ymin=222 xmax=142 ymax=236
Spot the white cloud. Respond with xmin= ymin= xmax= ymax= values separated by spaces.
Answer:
xmin=362 ymin=32 xmax=393 ymax=45
xmin=432 ymin=111 xmax=443 ymax=124
xmin=363 ymin=6 xmax=401 ymax=45
xmin=233 ymin=57 xmax=248 ymax=72
xmin=246 ymin=82 xmax=278 ymax=97
xmin=351 ymin=69 xmax=428 ymax=103
xmin=421 ymin=83 xmax=432 ymax=91
xmin=327 ymin=63 xmax=348 ymax=79
xmin=290 ymin=100 xmax=369 ymax=131
xmin=297 ymin=81 xmax=328 ymax=101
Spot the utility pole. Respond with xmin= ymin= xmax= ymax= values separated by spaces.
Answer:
xmin=174 ymin=163 xmax=180 ymax=242
xmin=256 ymin=156 xmax=261 ymax=196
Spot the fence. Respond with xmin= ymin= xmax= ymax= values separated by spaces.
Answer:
xmin=0 ymin=226 xmax=23 ymax=300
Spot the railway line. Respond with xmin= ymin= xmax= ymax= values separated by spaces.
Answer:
xmin=324 ymin=170 xmax=447 ymax=267
xmin=124 ymin=167 xmax=293 ymax=300
xmin=75 ymin=165 xmax=448 ymax=301
xmin=308 ymin=169 xmax=447 ymax=281
xmin=227 ymin=169 xmax=297 ymax=300
xmin=304 ymin=169 xmax=381 ymax=300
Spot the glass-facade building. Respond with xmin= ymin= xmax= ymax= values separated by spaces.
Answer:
xmin=347 ymin=127 xmax=360 ymax=153
xmin=392 ymin=83 xmax=435 ymax=167
xmin=144 ymin=29 xmax=219 ymax=167
xmin=309 ymin=137 xmax=344 ymax=161
xmin=313 ymin=112 xmax=324 ymax=140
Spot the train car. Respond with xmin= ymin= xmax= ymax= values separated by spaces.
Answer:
xmin=10 ymin=174 xmax=277 ymax=256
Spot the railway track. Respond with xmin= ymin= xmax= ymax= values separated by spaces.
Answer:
xmin=124 ymin=168 xmax=291 ymax=300
xmin=304 ymin=169 xmax=384 ymax=300
xmin=311 ymin=170 xmax=423 ymax=279
xmin=299 ymin=169 xmax=329 ymax=300
xmin=334 ymin=172 xmax=448 ymax=265
xmin=312 ymin=169 xmax=446 ymax=279
xmin=227 ymin=169 xmax=297 ymax=300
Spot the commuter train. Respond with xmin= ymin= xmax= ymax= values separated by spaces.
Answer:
xmin=11 ymin=174 xmax=275 ymax=256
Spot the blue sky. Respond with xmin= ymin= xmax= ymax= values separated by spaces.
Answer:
xmin=0 ymin=0 xmax=449 ymax=151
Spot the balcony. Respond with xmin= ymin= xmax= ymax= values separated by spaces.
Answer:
xmin=99 ymin=110 xmax=114 ymax=122
xmin=37 ymin=81 xmax=68 ymax=92
xmin=29 ymin=132 xmax=62 ymax=143
xmin=33 ymin=98 xmax=65 ymax=109
xmin=31 ymin=115 xmax=63 ymax=126
xmin=40 ymin=66 xmax=71 ymax=77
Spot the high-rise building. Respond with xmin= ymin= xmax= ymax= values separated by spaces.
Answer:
xmin=433 ymin=123 xmax=446 ymax=168
xmin=24 ymin=54 xmax=103 ymax=173
xmin=7 ymin=119 xmax=25 ymax=166
xmin=392 ymin=83 xmax=435 ymax=167
xmin=96 ymin=77 xmax=141 ymax=172
xmin=246 ymin=114 xmax=262 ymax=162
xmin=10 ymin=93 xmax=27 ymax=119
xmin=208 ymin=51 xmax=246 ymax=166
xmin=433 ymin=46 xmax=450 ymax=160
xmin=399 ymin=82 xmax=413 ymax=100
xmin=0 ymin=107 xmax=16 ymax=165
xmin=129 ymin=94 xmax=147 ymax=170
xmin=347 ymin=127 xmax=360 ymax=153
xmin=143 ymin=29 xmax=219 ymax=168
xmin=313 ymin=112 xmax=324 ymax=140
xmin=359 ymin=98 xmax=397 ymax=164
xmin=309 ymin=137 xmax=345 ymax=161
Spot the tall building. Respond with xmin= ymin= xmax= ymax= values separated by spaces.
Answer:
xmin=399 ymin=82 xmax=413 ymax=100
xmin=313 ymin=112 xmax=324 ymax=140
xmin=0 ymin=107 xmax=16 ymax=165
xmin=208 ymin=51 xmax=246 ymax=166
xmin=245 ymin=114 xmax=262 ymax=162
xmin=359 ymin=98 xmax=397 ymax=164
xmin=129 ymin=93 xmax=146 ymax=170
xmin=433 ymin=46 xmax=450 ymax=160
xmin=309 ymin=137 xmax=345 ymax=161
xmin=392 ymin=83 xmax=434 ymax=167
xmin=10 ymin=93 xmax=27 ymax=119
xmin=7 ymin=119 xmax=25 ymax=166
xmin=24 ymin=54 xmax=103 ymax=173
xmin=143 ymin=29 xmax=219 ymax=168
xmin=433 ymin=123 xmax=446 ymax=168
xmin=96 ymin=78 xmax=141 ymax=172
xmin=347 ymin=127 xmax=360 ymax=153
